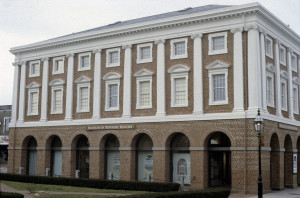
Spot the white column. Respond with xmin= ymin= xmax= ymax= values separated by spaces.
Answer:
xmin=40 ymin=57 xmax=49 ymax=122
xmin=287 ymin=48 xmax=294 ymax=120
xmin=259 ymin=29 xmax=267 ymax=113
xmin=191 ymin=33 xmax=203 ymax=115
xmin=155 ymin=39 xmax=166 ymax=116
xmin=245 ymin=25 xmax=261 ymax=112
xmin=122 ymin=44 xmax=132 ymax=118
xmin=18 ymin=61 xmax=26 ymax=123
xmin=274 ymin=39 xmax=282 ymax=116
xmin=92 ymin=49 xmax=102 ymax=119
xmin=231 ymin=27 xmax=244 ymax=112
xmin=11 ymin=62 xmax=20 ymax=124
xmin=65 ymin=53 xmax=74 ymax=121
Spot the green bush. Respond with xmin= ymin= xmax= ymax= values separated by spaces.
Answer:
xmin=0 ymin=173 xmax=179 ymax=192
xmin=0 ymin=192 xmax=24 ymax=198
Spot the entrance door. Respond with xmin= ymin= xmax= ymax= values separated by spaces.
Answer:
xmin=209 ymin=151 xmax=231 ymax=186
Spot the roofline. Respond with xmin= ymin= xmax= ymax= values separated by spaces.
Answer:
xmin=10 ymin=2 xmax=300 ymax=55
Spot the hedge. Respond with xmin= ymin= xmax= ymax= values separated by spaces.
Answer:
xmin=0 ymin=192 xmax=24 ymax=198
xmin=116 ymin=188 xmax=231 ymax=198
xmin=0 ymin=173 xmax=179 ymax=192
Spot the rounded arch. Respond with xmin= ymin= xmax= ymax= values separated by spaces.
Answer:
xmin=165 ymin=132 xmax=190 ymax=148
xmin=270 ymin=133 xmax=280 ymax=149
xmin=72 ymin=134 xmax=89 ymax=178
xmin=284 ymin=134 xmax=293 ymax=188
xmin=22 ymin=135 xmax=38 ymax=148
xmin=104 ymin=134 xmax=120 ymax=180
xmin=25 ymin=136 xmax=37 ymax=176
xmin=284 ymin=135 xmax=293 ymax=151
xmin=71 ymin=134 xmax=90 ymax=148
xmin=204 ymin=131 xmax=231 ymax=148
xmin=100 ymin=133 xmax=120 ymax=148
xmin=270 ymin=133 xmax=280 ymax=190
xmin=131 ymin=133 xmax=153 ymax=148
xmin=45 ymin=135 xmax=63 ymax=149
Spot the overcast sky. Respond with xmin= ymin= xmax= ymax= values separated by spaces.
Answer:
xmin=0 ymin=0 xmax=299 ymax=106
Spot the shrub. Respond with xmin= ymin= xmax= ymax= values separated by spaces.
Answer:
xmin=0 ymin=192 xmax=24 ymax=198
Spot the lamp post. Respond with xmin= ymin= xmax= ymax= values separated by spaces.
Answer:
xmin=254 ymin=109 xmax=264 ymax=198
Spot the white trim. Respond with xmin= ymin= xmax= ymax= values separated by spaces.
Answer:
xmin=49 ymin=79 xmax=65 ymax=86
xmin=266 ymin=63 xmax=276 ymax=73
xmin=26 ymin=82 xmax=41 ymax=89
xmin=27 ymin=88 xmax=39 ymax=116
xmin=134 ymin=68 xmax=154 ymax=77
xmin=51 ymin=86 xmax=64 ymax=114
xmin=29 ymin=60 xmax=40 ymax=77
xmin=3 ymin=117 xmax=11 ymax=132
xmin=266 ymin=72 xmax=275 ymax=108
xmin=78 ymin=52 xmax=91 ymax=71
xmin=265 ymin=36 xmax=273 ymax=59
xmin=291 ymin=54 xmax=297 ymax=72
xmin=170 ymin=38 xmax=188 ymax=59
xmin=136 ymin=77 xmax=152 ymax=109
xmin=280 ymin=79 xmax=288 ymax=111
xmin=75 ymin=75 xmax=92 ymax=84
xmin=106 ymin=48 xmax=121 ymax=67
xmin=208 ymin=32 xmax=228 ymax=55
xmin=105 ymin=80 xmax=120 ymax=111
xmin=76 ymin=83 xmax=91 ymax=113
xmin=293 ymin=84 xmax=299 ymax=114
xmin=280 ymin=46 xmax=286 ymax=66
xmin=52 ymin=56 xmax=65 ymax=74
xmin=136 ymin=43 xmax=153 ymax=64
xmin=103 ymin=72 xmax=122 ymax=80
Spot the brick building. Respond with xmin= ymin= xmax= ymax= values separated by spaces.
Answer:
xmin=0 ymin=105 xmax=11 ymax=172
xmin=8 ymin=3 xmax=300 ymax=194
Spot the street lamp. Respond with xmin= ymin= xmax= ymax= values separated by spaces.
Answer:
xmin=254 ymin=109 xmax=264 ymax=198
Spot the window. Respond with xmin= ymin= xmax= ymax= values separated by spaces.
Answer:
xmin=266 ymin=73 xmax=275 ymax=107
xmin=174 ymin=78 xmax=187 ymax=105
xmin=75 ymin=76 xmax=92 ymax=113
xmin=103 ymin=72 xmax=122 ymax=111
xmin=291 ymin=54 xmax=297 ymax=72
xmin=206 ymin=60 xmax=230 ymax=105
xmin=280 ymin=80 xmax=287 ymax=111
xmin=139 ymin=81 xmax=151 ymax=106
xmin=28 ymin=89 xmax=39 ymax=115
xmin=280 ymin=46 xmax=286 ymax=66
xmin=29 ymin=61 xmax=40 ymax=77
xmin=208 ymin=32 xmax=228 ymax=55
xmin=49 ymin=79 xmax=65 ymax=114
xmin=53 ymin=57 xmax=64 ymax=74
xmin=170 ymin=38 xmax=188 ymax=59
xmin=78 ymin=52 xmax=91 ymax=71
xmin=134 ymin=68 xmax=154 ymax=109
xmin=137 ymin=43 xmax=153 ymax=63
xmin=3 ymin=117 xmax=11 ymax=132
xmin=265 ymin=36 xmax=273 ymax=58
xmin=106 ymin=48 xmax=120 ymax=67
xmin=293 ymin=85 xmax=299 ymax=114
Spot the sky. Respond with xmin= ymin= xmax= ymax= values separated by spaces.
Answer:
xmin=0 ymin=0 xmax=299 ymax=105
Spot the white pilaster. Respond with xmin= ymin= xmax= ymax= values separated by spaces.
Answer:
xmin=18 ymin=61 xmax=26 ymax=123
xmin=92 ymin=49 xmax=102 ymax=120
xmin=287 ymin=48 xmax=294 ymax=120
xmin=259 ymin=29 xmax=267 ymax=113
xmin=274 ymin=39 xmax=282 ymax=116
xmin=40 ymin=57 xmax=49 ymax=122
xmin=231 ymin=27 xmax=244 ymax=112
xmin=191 ymin=33 xmax=203 ymax=115
xmin=11 ymin=62 xmax=20 ymax=124
xmin=245 ymin=25 xmax=261 ymax=112
xmin=155 ymin=39 xmax=166 ymax=116
xmin=65 ymin=53 xmax=74 ymax=121
xmin=122 ymin=44 xmax=132 ymax=118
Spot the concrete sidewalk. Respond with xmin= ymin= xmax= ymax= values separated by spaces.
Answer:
xmin=230 ymin=187 xmax=300 ymax=198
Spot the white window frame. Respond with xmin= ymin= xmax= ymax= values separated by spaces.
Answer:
xmin=78 ymin=52 xmax=91 ymax=71
xmin=291 ymin=54 xmax=297 ymax=72
xmin=29 ymin=60 xmax=40 ymax=77
xmin=27 ymin=88 xmax=39 ymax=116
xmin=51 ymin=86 xmax=64 ymax=114
xmin=265 ymin=36 xmax=273 ymax=59
xmin=280 ymin=46 xmax=286 ymax=66
xmin=137 ymin=43 xmax=153 ymax=64
xmin=52 ymin=56 xmax=65 ymax=74
xmin=3 ymin=117 xmax=11 ymax=133
xmin=208 ymin=32 xmax=228 ymax=55
xmin=266 ymin=72 xmax=275 ymax=107
xmin=280 ymin=79 xmax=288 ymax=111
xmin=76 ymin=83 xmax=90 ymax=113
xmin=170 ymin=38 xmax=188 ymax=60
xmin=106 ymin=48 xmax=121 ymax=67
xmin=105 ymin=80 xmax=120 ymax=111
xmin=136 ymin=78 xmax=152 ymax=109
xmin=293 ymin=84 xmax=299 ymax=114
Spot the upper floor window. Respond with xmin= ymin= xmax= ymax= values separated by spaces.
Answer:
xmin=291 ymin=54 xmax=297 ymax=72
xmin=170 ymin=38 xmax=188 ymax=59
xmin=53 ymin=57 xmax=64 ymax=74
xmin=3 ymin=117 xmax=11 ymax=132
xmin=293 ymin=85 xmax=299 ymax=114
xmin=279 ymin=46 xmax=286 ymax=66
xmin=103 ymin=72 xmax=122 ymax=111
xmin=265 ymin=36 xmax=273 ymax=58
xmin=49 ymin=79 xmax=65 ymax=114
xmin=137 ymin=43 xmax=153 ymax=63
xmin=78 ymin=52 xmax=91 ymax=71
xmin=266 ymin=73 xmax=275 ymax=107
xmin=280 ymin=80 xmax=287 ymax=111
xmin=134 ymin=68 xmax=154 ymax=109
xmin=208 ymin=32 xmax=228 ymax=55
xmin=106 ymin=48 xmax=120 ymax=67
xmin=26 ymin=82 xmax=41 ymax=116
xmin=75 ymin=76 xmax=92 ymax=112
xmin=29 ymin=61 xmax=40 ymax=77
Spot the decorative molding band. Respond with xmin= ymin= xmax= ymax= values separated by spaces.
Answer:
xmin=191 ymin=33 xmax=203 ymax=39
xmin=244 ymin=24 xmax=258 ymax=31
xmin=230 ymin=27 xmax=244 ymax=33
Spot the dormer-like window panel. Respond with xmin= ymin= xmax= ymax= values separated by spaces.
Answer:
xmin=208 ymin=32 xmax=228 ymax=55
xmin=29 ymin=61 xmax=40 ymax=77
xmin=53 ymin=57 xmax=65 ymax=74
xmin=78 ymin=52 xmax=91 ymax=71
xmin=106 ymin=48 xmax=121 ymax=67
xmin=291 ymin=54 xmax=297 ymax=72
xmin=137 ymin=43 xmax=153 ymax=64
xmin=279 ymin=46 xmax=286 ymax=66
xmin=265 ymin=36 xmax=273 ymax=58
xmin=170 ymin=38 xmax=188 ymax=59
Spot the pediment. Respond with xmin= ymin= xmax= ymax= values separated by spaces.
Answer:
xmin=293 ymin=77 xmax=300 ymax=85
xmin=134 ymin=68 xmax=154 ymax=77
xmin=280 ymin=70 xmax=288 ymax=79
xmin=49 ymin=79 xmax=65 ymax=86
xmin=168 ymin=64 xmax=191 ymax=74
xmin=26 ymin=82 xmax=41 ymax=89
xmin=103 ymin=72 xmax=122 ymax=80
xmin=75 ymin=75 xmax=92 ymax=84
xmin=205 ymin=60 xmax=230 ymax=70
xmin=266 ymin=63 xmax=275 ymax=73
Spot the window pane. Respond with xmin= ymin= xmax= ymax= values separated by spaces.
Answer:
xmin=54 ymin=90 xmax=62 ymax=112
xmin=140 ymin=81 xmax=150 ymax=106
xmin=109 ymin=84 xmax=118 ymax=108
xmin=213 ymin=74 xmax=225 ymax=101
xmin=281 ymin=83 xmax=286 ymax=109
xmin=55 ymin=60 xmax=64 ymax=72
xmin=174 ymin=42 xmax=185 ymax=55
xmin=294 ymin=88 xmax=298 ymax=112
xmin=31 ymin=92 xmax=38 ymax=113
xmin=32 ymin=63 xmax=39 ymax=75
xmin=81 ymin=56 xmax=89 ymax=68
xmin=110 ymin=51 xmax=119 ymax=64
xmin=265 ymin=40 xmax=271 ymax=56
xmin=292 ymin=56 xmax=296 ymax=69
xmin=213 ymin=36 xmax=225 ymax=50
xmin=175 ymin=78 xmax=186 ymax=105
xmin=80 ymin=87 xmax=89 ymax=111
xmin=140 ymin=46 xmax=150 ymax=59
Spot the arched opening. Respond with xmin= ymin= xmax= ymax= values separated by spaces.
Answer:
xmin=27 ymin=137 xmax=37 ymax=175
xmin=270 ymin=133 xmax=280 ymax=190
xmin=207 ymin=132 xmax=231 ymax=187
xmin=50 ymin=136 xmax=62 ymax=177
xmin=76 ymin=135 xmax=89 ymax=178
xmin=170 ymin=133 xmax=190 ymax=185
xmin=284 ymin=135 xmax=293 ymax=188
xmin=136 ymin=134 xmax=153 ymax=182
xmin=105 ymin=135 xmax=120 ymax=180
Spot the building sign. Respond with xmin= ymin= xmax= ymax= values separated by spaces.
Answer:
xmin=0 ymin=136 xmax=9 ymax=145
xmin=278 ymin=123 xmax=298 ymax=131
xmin=87 ymin=124 xmax=136 ymax=131
xmin=294 ymin=154 xmax=297 ymax=174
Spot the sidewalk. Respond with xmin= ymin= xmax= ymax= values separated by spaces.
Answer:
xmin=230 ymin=187 xmax=300 ymax=198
